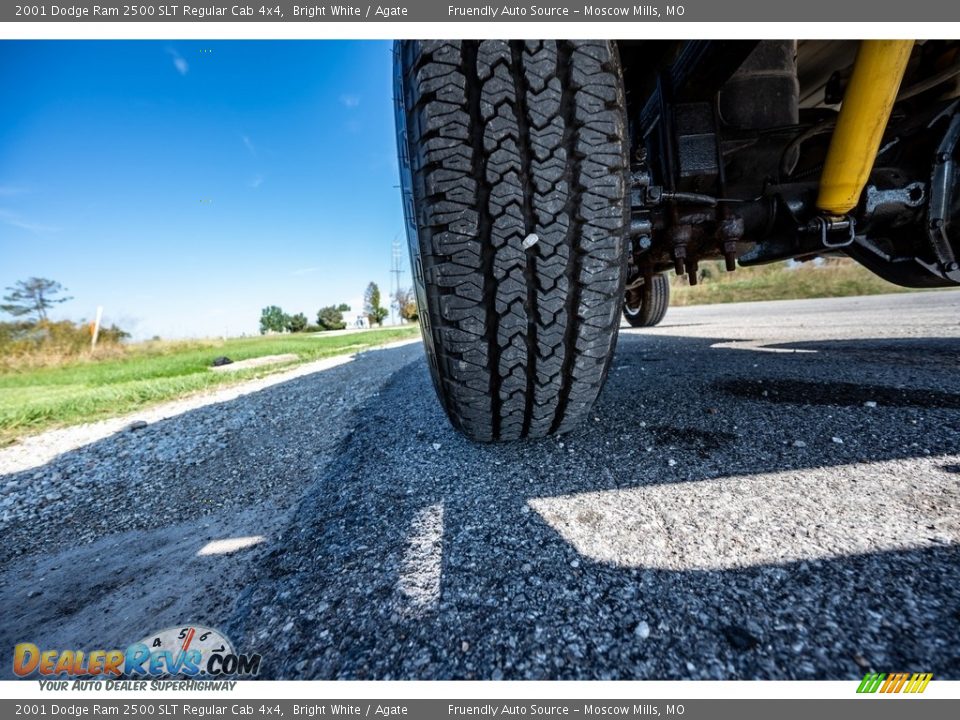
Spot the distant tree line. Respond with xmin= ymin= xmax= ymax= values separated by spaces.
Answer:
xmin=259 ymin=304 xmax=351 ymax=334
xmin=259 ymin=281 xmax=418 ymax=335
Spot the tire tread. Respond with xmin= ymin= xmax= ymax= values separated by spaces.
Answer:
xmin=397 ymin=40 xmax=629 ymax=441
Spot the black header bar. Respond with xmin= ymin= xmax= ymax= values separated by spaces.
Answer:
xmin=4 ymin=1 xmax=960 ymax=23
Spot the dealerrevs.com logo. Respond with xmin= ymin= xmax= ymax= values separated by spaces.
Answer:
xmin=13 ymin=625 xmax=261 ymax=678
xmin=857 ymin=673 xmax=933 ymax=694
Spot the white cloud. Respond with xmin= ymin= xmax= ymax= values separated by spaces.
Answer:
xmin=166 ymin=48 xmax=189 ymax=76
xmin=241 ymin=134 xmax=256 ymax=156
xmin=339 ymin=94 xmax=361 ymax=108
xmin=248 ymin=174 xmax=264 ymax=189
xmin=0 ymin=209 xmax=58 ymax=234
xmin=290 ymin=266 xmax=320 ymax=276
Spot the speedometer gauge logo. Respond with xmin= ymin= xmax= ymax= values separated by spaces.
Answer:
xmin=126 ymin=625 xmax=259 ymax=677
xmin=137 ymin=626 xmax=234 ymax=669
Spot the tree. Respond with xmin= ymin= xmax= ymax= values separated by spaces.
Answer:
xmin=317 ymin=305 xmax=347 ymax=331
xmin=98 ymin=323 xmax=131 ymax=343
xmin=1 ymin=277 xmax=72 ymax=322
xmin=364 ymin=282 xmax=389 ymax=327
xmin=394 ymin=287 xmax=418 ymax=322
xmin=259 ymin=305 xmax=288 ymax=334
xmin=286 ymin=312 xmax=308 ymax=333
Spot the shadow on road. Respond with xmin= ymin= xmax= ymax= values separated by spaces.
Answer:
xmin=1 ymin=332 xmax=958 ymax=680
xmin=226 ymin=331 xmax=960 ymax=680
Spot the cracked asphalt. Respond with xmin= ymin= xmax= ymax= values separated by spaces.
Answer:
xmin=2 ymin=292 xmax=959 ymax=680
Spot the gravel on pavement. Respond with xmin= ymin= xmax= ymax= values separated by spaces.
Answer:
xmin=1 ymin=293 xmax=958 ymax=680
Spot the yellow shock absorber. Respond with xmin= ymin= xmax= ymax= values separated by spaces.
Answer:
xmin=817 ymin=40 xmax=914 ymax=215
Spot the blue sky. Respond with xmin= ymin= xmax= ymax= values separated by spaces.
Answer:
xmin=0 ymin=40 xmax=406 ymax=339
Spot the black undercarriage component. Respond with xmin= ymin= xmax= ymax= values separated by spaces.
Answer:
xmin=620 ymin=40 xmax=960 ymax=290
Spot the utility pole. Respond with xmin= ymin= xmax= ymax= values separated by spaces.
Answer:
xmin=390 ymin=238 xmax=405 ymax=325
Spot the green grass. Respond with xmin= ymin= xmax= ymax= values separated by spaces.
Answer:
xmin=670 ymin=258 xmax=915 ymax=306
xmin=0 ymin=326 xmax=420 ymax=445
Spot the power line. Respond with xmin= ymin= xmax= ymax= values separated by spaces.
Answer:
xmin=390 ymin=239 xmax=405 ymax=325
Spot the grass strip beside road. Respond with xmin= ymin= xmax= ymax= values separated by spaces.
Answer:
xmin=670 ymin=258 xmax=915 ymax=306
xmin=0 ymin=326 xmax=420 ymax=445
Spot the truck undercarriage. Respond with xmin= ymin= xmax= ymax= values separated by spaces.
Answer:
xmin=619 ymin=39 xmax=960 ymax=319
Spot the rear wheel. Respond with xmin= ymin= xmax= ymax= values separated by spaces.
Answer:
xmin=624 ymin=273 xmax=670 ymax=327
xmin=395 ymin=40 xmax=630 ymax=442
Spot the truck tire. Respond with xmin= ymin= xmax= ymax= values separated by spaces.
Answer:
xmin=624 ymin=273 xmax=670 ymax=327
xmin=395 ymin=40 xmax=630 ymax=442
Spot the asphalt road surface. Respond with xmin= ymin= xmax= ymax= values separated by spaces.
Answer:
xmin=1 ymin=292 xmax=959 ymax=680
